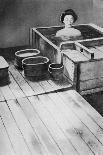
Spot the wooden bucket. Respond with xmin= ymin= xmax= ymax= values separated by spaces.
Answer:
xmin=22 ymin=56 xmax=49 ymax=79
xmin=48 ymin=63 xmax=64 ymax=80
xmin=15 ymin=49 xmax=40 ymax=69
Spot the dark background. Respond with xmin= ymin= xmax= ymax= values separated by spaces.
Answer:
xmin=0 ymin=0 xmax=103 ymax=47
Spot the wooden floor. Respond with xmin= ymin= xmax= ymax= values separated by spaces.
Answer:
xmin=0 ymin=62 xmax=103 ymax=154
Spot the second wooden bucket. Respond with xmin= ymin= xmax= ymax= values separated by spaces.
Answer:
xmin=15 ymin=49 xmax=40 ymax=69
xmin=22 ymin=56 xmax=50 ymax=79
xmin=48 ymin=63 xmax=64 ymax=81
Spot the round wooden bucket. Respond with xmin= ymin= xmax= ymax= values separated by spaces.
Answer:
xmin=15 ymin=49 xmax=40 ymax=69
xmin=22 ymin=56 xmax=49 ymax=78
xmin=48 ymin=63 xmax=64 ymax=81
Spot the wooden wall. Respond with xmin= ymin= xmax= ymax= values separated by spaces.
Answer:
xmin=0 ymin=0 xmax=103 ymax=48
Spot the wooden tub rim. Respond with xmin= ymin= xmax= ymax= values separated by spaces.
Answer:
xmin=15 ymin=48 xmax=40 ymax=57
xmin=22 ymin=56 xmax=49 ymax=66
xmin=49 ymin=63 xmax=64 ymax=70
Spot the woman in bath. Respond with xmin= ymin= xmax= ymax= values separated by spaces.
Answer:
xmin=56 ymin=9 xmax=82 ymax=41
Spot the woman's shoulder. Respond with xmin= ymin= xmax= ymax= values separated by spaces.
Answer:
xmin=70 ymin=28 xmax=81 ymax=36
xmin=56 ymin=29 xmax=65 ymax=37
xmin=56 ymin=27 xmax=81 ymax=37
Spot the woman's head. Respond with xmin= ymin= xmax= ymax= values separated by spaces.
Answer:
xmin=60 ymin=9 xmax=78 ymax=25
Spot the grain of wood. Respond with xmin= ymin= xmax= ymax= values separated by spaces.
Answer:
xmin=75 ymin=42 xmax=94 ymax=59
xmin=59 ymin=91 xmax=103 ymax=145
xmin=89 ymin=47 xmax=103 ymax=59
xmin=0 ymin=117 xmax=15 ymax=155
xmin=38 ymin=81 xmax=54 ymax=93
xmin=63 ymin=55 xmax=77 ymax=83
xmin=0 ymin=101 xmax=31 ymax=155
xmin=17 ymin=97 xmax=63 ymax=155
xmin=20 ymin=70 xmax=45 ymax=95
xmin=9 ymin=64 xmax=35 ymax=97
xmin=28 ymin=95 xmax=79 ymax=155
xmin=48 ymin=92 xmax=103 ymax=155
xmin=38 ymin=94 xmax=94 ymax=155
xmin=80 ymin=60 xmax=103 ymax=81
xmin=7 ymin=99 xmax=48 ymax=155
xmin=8 ymin=72 xmax=26 ymax=98
xmin=63 ymin=49 xmax=89 ymax=62
xmin=0 ymin=85 xmax=15 ymax=100
xmin=79 ymin=77 xmax=103 ymax=91
xmin=0 ymin=89 xmax=5 ymax=101
xmin=67 ymin=90 xmax=103 ymax=132
xmin=80 ymin=87 xmax=103 ymax=95
xmin=47 ymin=80 xmax=60 ymax=91
xmin=47 ymin=79 xmax=63 ymax=90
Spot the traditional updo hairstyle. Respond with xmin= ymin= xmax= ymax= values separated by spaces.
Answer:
xmin=60 ymin=9 xmax=78 ymax=23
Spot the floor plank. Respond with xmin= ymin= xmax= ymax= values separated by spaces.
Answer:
xmin=38 ymin=94 xmax=94 ymax=155
xmin=21 ymin=69 xmax=72 ymax=94
xmin=58 ymin=91 xmax=103 ymax=146
xmin=0 ymin=85 xmax=15 ymax=100
xmin=38 ymin=81 xmax=52 ymax=92
xmin=22 ymin=78 xmax=45 ymax=95
xmin=66 ymin=90 xmax=103 ymax=135
xmin=1 ymin=60 xmax=103 ymax=154
xmin=20 ymin=70 xmax=57 ymax=94
xmin=47 ymin=92 xmax=103 ymax=155
xmin=17 ymin=97 xmax=63 ymax=155
xmin=47 ymin=79 xmax=62 ymax=90
xmin=9 ymin=65 xmax=35 ymax=97
xmin=0 ymin=101 xmax=31 ymax=155
xmin=8 ymin=62 xmax=72 ymax=96
xmin=28 ymin=95 xmax=83 ymax=155
xmin=7 ymin=99 xmax=48 ymax=155
xmin=9 ymin=72 xmax=26 ymax=98
xmin=19 ymin=69 xmax=45 ymax=95
xmin=0 ymin=89 xmax=5 ymax=101
xmin=0 ymin=116 xmax=15 ymax=155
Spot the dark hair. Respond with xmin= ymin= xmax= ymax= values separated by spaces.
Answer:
xmin=60 ymin=9 xmax=78 ymax=23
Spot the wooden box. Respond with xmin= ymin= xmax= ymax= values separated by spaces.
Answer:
xmin=62 ymin=42 xmax=91 ymax=93
xmin=77 ymin=37 xmax=103 ymax=94
xmin=62 ymin=37 xmax=103 ymax=95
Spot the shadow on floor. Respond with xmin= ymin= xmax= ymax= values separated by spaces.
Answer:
xmin=0 ymin=45 xmax=31 ymax=61
xmin=83 ymin=91 xmax=103 ymax=117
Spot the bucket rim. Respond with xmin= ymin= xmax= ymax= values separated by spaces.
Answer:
xmin=22 ymin=56 xmax=49 ymax=66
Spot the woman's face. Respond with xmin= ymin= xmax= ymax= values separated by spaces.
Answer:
xmin=63 ymin=15 xmax=74 ymax=28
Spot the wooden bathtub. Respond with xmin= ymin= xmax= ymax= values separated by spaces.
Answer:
xmin=30 ymin=23 xmax=103 ymax=94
